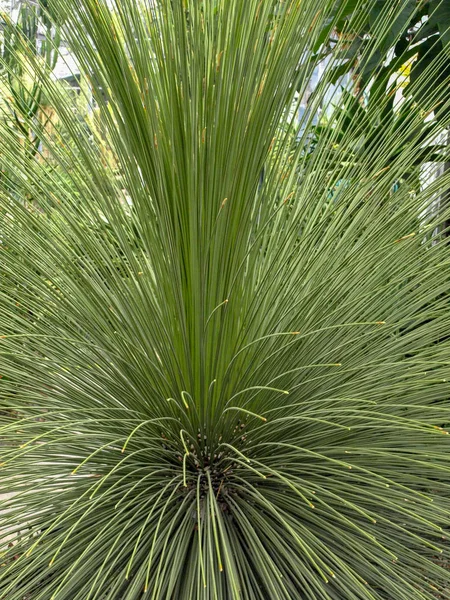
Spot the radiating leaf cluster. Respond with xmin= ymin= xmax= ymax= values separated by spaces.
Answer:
xmin=1 ymin=0 xmax=450 ymax=598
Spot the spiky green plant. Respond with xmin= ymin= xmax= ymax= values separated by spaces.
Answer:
xmin=1 ymin=0 xmax=450 ymax=598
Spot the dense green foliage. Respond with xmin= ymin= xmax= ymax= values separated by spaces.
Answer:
xmin=321 ymin=0 xmax=450 ymax=120
xmin=1 ymin=0 xmax=450 ymax=598
xmin=0 ymin=2 xmax=60 ymax=162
